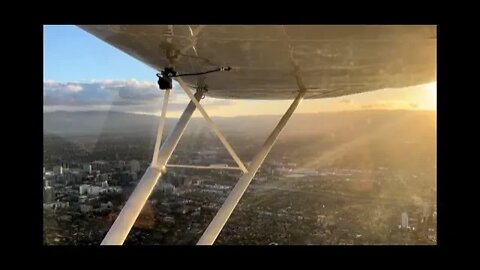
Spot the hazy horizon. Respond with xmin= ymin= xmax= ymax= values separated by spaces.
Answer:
xmin=44 ymin=107 xmax=436 ymax=118
xmin=44 ymin=109 xmax=436 ymax=138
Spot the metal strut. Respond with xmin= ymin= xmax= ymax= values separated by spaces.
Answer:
xmin=101 ymin=24 xmax=246 ymax=245
xmin=197 ymin=89 xmax=306 ymax=245
xmin=167 ymin=164 xmax=243 ymax=171
xmin=176 ymin=77 xmax=248 ymax=174
xmin=101 ymin=89 xmax=205 ymax=245
xmin=197 ymin=26 xmax=308 ymax=245
xmin=151 ymin=89 xmax=170 ymax=167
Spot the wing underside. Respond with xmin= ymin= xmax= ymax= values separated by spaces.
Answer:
xmin=79 ymin=25 xmax=436 ymax=100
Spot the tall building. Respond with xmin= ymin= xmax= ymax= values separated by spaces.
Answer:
xmin=44 ymin=186 xmax=55 ymax=203
xmin=129 ymin=160 xmax=140 ymax=173
xmin=62 ymin=162 xmax=70 ymax=173
xmin=422 ymin=204 xmax=430 ymax=219
xmin=401 ymin=212 xmax=409 ymax=229
xmin=83 ymin=164 xmax=92 ymax=174
xmin=53 ymin=165 xmax=63 ymax=175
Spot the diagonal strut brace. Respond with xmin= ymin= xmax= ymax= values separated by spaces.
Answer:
xmin=197 ymin=88 xmax=306 ymax=245
xmin=176 ymin=77 xmax=248 ymax=174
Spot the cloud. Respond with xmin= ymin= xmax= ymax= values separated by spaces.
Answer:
xmin=44 ymin=79 xmax=161 ymax=106
xmin=44 ymin=79 xmax=234 ymax=114
xmin=339 ymin=99 xmax=352 ymax=104
xmin=65 ymin=84 xmax=83 ymax=92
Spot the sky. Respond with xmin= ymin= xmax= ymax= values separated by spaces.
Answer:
xmin=44 ymin=25 xmax=436 ymax=117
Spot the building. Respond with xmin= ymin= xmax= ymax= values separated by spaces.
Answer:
xmin=91 ymin=160 xmax=109 ymax=171
xmin=80 ymin=204 xmax=92 ymax=213
xmin=118 ymin=172 xmax=135 ymax=185
xmin=166 ymin=172 xmax=188 ymax=187
xmin=104 ymin=186 xmax=122 ymax=193
xmin=100 ymin=202 xmax=113 ymax=210
xmin=401 ymin=212 xmax=409 ymax=229
xmin=89 ymin=186 xmax=102 ymax=196
xmin=64 ymin=169 xmax=85 ymax=184
xmin=113 ymin=160 xmax=126 ymax=170
xmin=53 ymin=165 xmax=63 ymax=175
xmin=97 ymin=173 xmax=110 ymax=182
xmin=83 ymin=164 xmax=92 ymax=174
xmin=78 ymin=195 xmax=87 ymax=203
xmin=43 ymin=186 xmax=55 ymax=203
xmin=43 ymin=201 xmax=69 ymax=210
xmin=81 ymin=184 xmax=102 ymax=195
xmin=79 ymin=184 xmax=91 ymax=195
xmin=129 ymin=160 xmax=141 ymax=173
xmin=157 ymin=182 xmax=176 ymax=193
xmin=422 ymin=203 xmax=431 ymax=219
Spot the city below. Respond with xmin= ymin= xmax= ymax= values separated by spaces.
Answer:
xmin=43 ymin=110 xmax=437 ymax=245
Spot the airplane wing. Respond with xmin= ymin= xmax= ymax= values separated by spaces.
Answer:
xmin=76 ymin=25 xmax=437 ymax=245
xmin=78 ymin=25 xmax=436 ymax=100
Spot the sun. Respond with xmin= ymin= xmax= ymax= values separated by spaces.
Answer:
xmin=425 ymin=81 xmax=437 ymax=92
xmin=423 ymin=81 xmax=437 ymax=110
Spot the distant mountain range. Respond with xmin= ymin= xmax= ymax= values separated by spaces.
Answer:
xmin=44 ymin=110 xmax=436 ymax=138
xmin=44 ymin=110 xmax=436 ymax=171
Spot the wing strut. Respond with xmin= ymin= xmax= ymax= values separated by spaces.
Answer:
xmin=196 ymin=26 xmax=308 ymax=245
xmin=176 ymin=77 xmax=248 ymax=174
xmin=151 ymin=89 xmax=170 ymax=167
xmin=197 ymin=88 xmax=306 ymax=245
xmin=100 ymin=89 xmax=205 ymax=245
